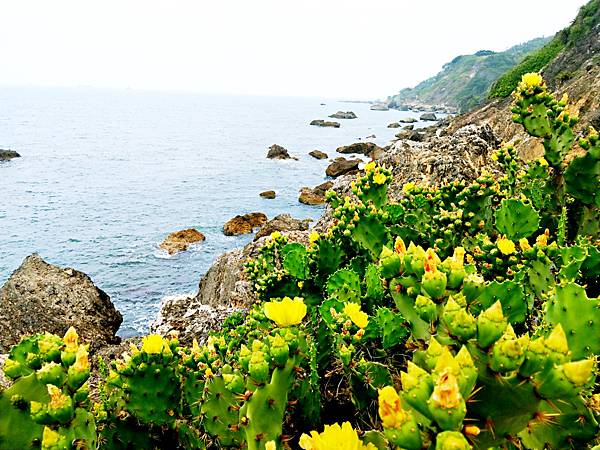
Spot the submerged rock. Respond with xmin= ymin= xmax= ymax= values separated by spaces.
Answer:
xmin=326 ymin=157 xmax=361 ymax=178
xmin=310 ymin=119 xmax=340 ymax=128
xmin=329 ymin=111 xmax=357 ymax=119
xmin=0 ymin=254 xmax=122 ymax=352
xmin=160 ymin=228 xmax=205 ymax=255
xmin=260 ymin=190 xmax=276 ymax=199
xmin=223 ymin=212 xmax=268 ymax=236
xmin=0 ymin=150 xmax=20 ymax=161
xmin=309 ymin=150 xmax=328 ymax=159
xmin=266 ymin=144 xmax=293 ymax=159
xmin=388 ymin=122 xmax=401 ymax=128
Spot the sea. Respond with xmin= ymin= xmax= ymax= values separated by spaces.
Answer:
xmin=0 ymin=86 xmax=436 ymax=336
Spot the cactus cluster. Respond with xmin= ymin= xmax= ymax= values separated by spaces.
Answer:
xmin=2 ymin=73 xmax=599 ymax=449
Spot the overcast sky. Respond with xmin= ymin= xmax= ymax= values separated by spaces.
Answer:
xmin=0 ymin=0 xmax=589 ymax=99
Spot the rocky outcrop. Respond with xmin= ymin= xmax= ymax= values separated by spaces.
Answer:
xmin=420 ymin=112 xmax=438 ymax=121
xmin=0 ymin=254 xmax=122 ymax=353
xmin=223 ymin=213 xmax=268 ymax=236
xmin=336 ymin=142 xmax=383 ymax=158
xmin=398 ymin=117 xmax=418 ymax=123
xmin=326 ymin=157 xmax=361 ymax=178
xmin=395 ymin=129 xmax=425 ymax=142
xmin=0 ymin=150 xmax=20 ymax=161
xmin=387 ymin=122 xmax=401 ymax=128
xmin=151 ymin=296 xmax=241 ymax=345
xmin=254 ymin=214 xmax=312 ymax=240
xmin=309 ymin=150 xmax=328 ymax=159
xmin=370 ymin=104 xmax=389 ymax=111
xmin=381 ymin=124 xmax=501 ymax=200
xmin=266 ymin=144 xmax=294 ymax=160
xmin=160 ymin=228 xmax=205 ymax=255
xmin=329 ymin=111 xmax=357 ymax=119
xmin=310 ymin=120 xmax=340 ymax=128
xmin=260 ymin=190 xmax=276 ymax=199
xmin=299 ymin=181 xmax=333 ymax=206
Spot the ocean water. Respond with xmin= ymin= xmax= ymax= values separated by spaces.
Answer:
xmin=0 ymin=87 xmax=435 ymax=336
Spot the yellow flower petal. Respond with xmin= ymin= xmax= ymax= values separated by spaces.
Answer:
xmin=141 ymin=334 xmax=165 ymax=354
xmin=343 ymin=302 xmax=369 ymax=329
xmin=497 ymin=237 xmax=516 ymax=255
xmin=264 ymin=297 xmax=307 ymax=327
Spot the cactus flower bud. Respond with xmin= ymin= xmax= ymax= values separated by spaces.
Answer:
xmin=422 ymin=264 xmax=447 ymax=300
xmin=404 ymin=243 xmax=426 ymax=277
xmin=46 ymin=385 xmax=74 ymax=424
xmin=535 ymin=358 xmax=595 ymax=398
xmin=269 ymin=334 xmax=290 ymax=366
xmin=380 ymin=245 xmax=401 ymax=278
xmin=543 ymin=324 xmax=569 ymax=365
xmin=477 ymin=301 xmax=507 ymax=348
xmin=489 ymin=325 xmax=528 ymax=373
xmin=239 ymin=344 xmax=251 ymax=371
xmin=435 ymin=431 xmax=471 ymax=450
xmin=423 ymin=338 xmax=445 ymax=371
xmin=378 ymin=386 xmax=422 ymax=450
xmin=442 ymin=298 xmax=476 ymax=341
xmin=401 ymin=362 xmax=433 ymax=418
xmin=427 ymin=371 xmax=466 ymax=431
xmin=415 ymin=295 xmax=437 ymax=323
xmin=36 ymin=362 xmax=66 ymax=386
xmin=41 ymin=427 xmax=69 ymax=450
xmin=249 ymin=351 xmax=270 ymax=384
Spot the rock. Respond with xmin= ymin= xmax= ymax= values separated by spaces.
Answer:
xmin=0 ymin=354 xmax=9 ymax=389
xmin=0 ymin=150 xmax=20 ymax=161
xmin=365 ymin=134 xmax=376 ymax=139
xmin=420 ymin=112 xmax=438 ymax=121
xmin=254 ymin=214 xmax=312 ymax=241
xmin=336 ymin=142 xmax=383 ymax=158
xmin=309 ymin=150 xmax=328 ymax=159
xmin=151 ymin=295 xmax=241 ymax=346
xmin=0 ymin=254 xmax=122 ymax=353
xmin=329 ymin=111 xmax=357 ymax=119
xmin=160 ymin=228 xmax=205 ymax=255
xmin=298 ymin=181 xmax=333 ymax=206
xmin=398 ymin=117 xmax=418 ymax=123
xmin=395 ymin=130 xmax=425 ymax=142
xmin=370 ymin=104 xmax=389 ymax=111
xmin=223 ymin=212 xmax=268 ymax=236
xmin=590 ymin=109 xmax=600 ymax=131
xmin=310 ymin=119 xmax=340 ymax=128
xmin=266 ymin=144 xmax=293 ymax=159
xmin=260 ymin=190 xmax=276 ymax=199
xmin=326 ymin=157 xmax=361 ymax=178
xmin=388 ymin=123 xmax=401 ymax=128
xmin=403 ymin=124 xmax=415 ymax=130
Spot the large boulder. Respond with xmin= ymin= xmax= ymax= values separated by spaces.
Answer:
xmin=310 ymin=120 xmax=340 ymax=128
xmin=160 ymin=228 xmax=205 ymax=255
xmin=298 ymin=181 xmax=333 ymax=206
xmin=329 ymin=111 xmax=357 ymax=119
xmin=398 ymin=117 xmax=418 ymax=123
xmin=326 ymin=157 xmax=361 ymax=178
xmin=420 ymin=112 xmax=438 ymax=121
xmin=223 ymin=212 xmax=268 ymax=236
xmin=254 ymin=214 xmax=312 ymax=241
xmin=266 ymin=144 xmax=293 ymax=159
xmin=0 ymin=150 xmax=20 ymax=161
xmin=259 ymin=190 xmax=276 ymax=199
xmin=370 ymin=104 xmax=389 ymax=111
xmin=336 ymin=142 xmax=383 ymax=158
xmin=309 ymin=150 xmax=328 ymax=160
xmin=387 ymin=122 xmax=401 ymax=128
xmin=0 ymin=254 xmax=122 ymax=353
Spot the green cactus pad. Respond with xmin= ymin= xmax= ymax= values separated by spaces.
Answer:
xmin=327 ymin=269 xmax=361 ymax=303
xmin=474 ymin=280 xmax=526 ymax=324
xmin=494 ymin=199 xmax=540 ymax=240
xmin=281 ymin=243 xmax=310 ymax=280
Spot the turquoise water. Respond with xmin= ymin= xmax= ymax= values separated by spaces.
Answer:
xmin=0 ymin=87 xmax=431 ymax=336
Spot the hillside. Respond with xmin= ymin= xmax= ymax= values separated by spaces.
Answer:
xmin=386 ymin=37 xmax=549 ymax=113
xmin=449 ymin=0 xmax=600 ymax=160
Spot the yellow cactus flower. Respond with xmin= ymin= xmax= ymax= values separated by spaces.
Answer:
xmin=521 ymin=72 xmax=543 ymax=88
xmin=373 ymin=172 xmax=387 ymax=185
xmin=299 ymin=421 xmax=376 ymax=450
xmin=394 ymin=236 xmax=406 ymax=255
xmin=378 ymin=386 xmax=408 ymax=429
xmin=73 ymin=346 xmax=89 ymax=372
xmin=47 ymin=384 xmax=69 ymax=409
xmin=309 ymin=231 xmax=320 ymax=244
xmin=265 ymin=441 xmax=277 ymax=450
xmin=141 ymin=334 xmax=165 ymax=354
xmin=205 ymin=368 xmax=214 ymax=379
xmin=497 ymin=237 xmax=516 ymax=255
xmin=42 ymin=427 xmax=62 ymax=448
xmin=364 ymin=161 xmax=376 ymax=172
xmin=430 ymin=371 xmax=462 ymax=409
xmin=538 ymin=157 xmax=548 ymax=167
xmin=264 ymin=297 xmax=307 ymax=327
xmin=191 ymin=338 xmax=202 ymax=358
xmin=63 ymin=327 xmax=79 ymax=352
xmin=343 ymin=302 xmax=369 ymax=329
xmin=536 ymin=230 xmax=549 ymax=247
xmin=491 ymin=152 xmax=498 ymax=161
xmin=519 ymin=238 xmax=532 ymax=252
xmin=270 ymin=231 xmax=282 ymax=240
xmin=402 ymin=182 xmax=415 ymax=194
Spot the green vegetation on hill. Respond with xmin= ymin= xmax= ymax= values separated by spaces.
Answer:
xmin=387 ymin=37 xmax=549 ymax=113
xmin=489 ymin=0 xmax=600 ymax=98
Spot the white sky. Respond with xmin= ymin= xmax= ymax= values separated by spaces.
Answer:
xmin=0 ymin=0 xmax=589 ymax=99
